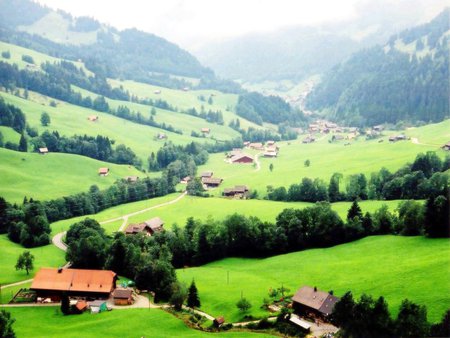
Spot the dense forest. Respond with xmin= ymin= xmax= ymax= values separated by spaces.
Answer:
xmin=307 ymin=9 xmax=450 ymax=126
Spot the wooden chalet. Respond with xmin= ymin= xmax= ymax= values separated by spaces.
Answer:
xmin=201 ymin=127 xmax=210 ymax=134
xmin=98 ymin=167 xmax=109 ymax=176
xmin=223 ymin=185 xmax=249 ymax=198
xmin=266 ymin=140 xmax=276 ymax=147
xmin=87 ymin=115 xmax=99 ymax=122
xmin=389 ymin=134 xmax=407 ymax=142
xmin=125 ymin=217 xmax=164 ymax=236
xmin=302 ymin=136 xmax=315 ymax=144
xmin=201 ymin=171 xmax=214 ymax=179
xmin=248 ymin=142 xmax=264 ymax=150
xmin=441 ymin=141 xmax=450 ymax=151
xmin=31 ymin=268 xmax=117 ymax=301
xmin=263 ymin=151 xmax=278 ymax=158
xmin=112 ymin=288 xmax=134 ymax=305
xmin=38 ymin=147 xmax=49 ymax=154
xmin=292 ymin=286 xmax=339 ymax=320
xmin=157 ymin=133 xmax=167 ymax=139
xmin=226 ymin=149 xmax=242 ymax=158
xmin=125 ymin=176 xmax=139 ymax=183
xmin=202 ymin=177 xmax=223 ymax=188
xmin=230 ymin=153 xmax=254 ymax=164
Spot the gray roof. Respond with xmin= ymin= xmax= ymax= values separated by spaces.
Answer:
xmin=144 ymin=217 xmax=164 ymax=230
xmin=292 ymin=286 xmax=339 ymax=316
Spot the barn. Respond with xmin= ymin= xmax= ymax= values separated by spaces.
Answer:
xmin=292 ymin=286 xmax=339 ymax=320
xmin=230 ymin=154 xmax=254 ymax=164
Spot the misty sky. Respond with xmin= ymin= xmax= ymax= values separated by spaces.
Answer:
xmin=36 ymin=0 xmax=447 ymax=49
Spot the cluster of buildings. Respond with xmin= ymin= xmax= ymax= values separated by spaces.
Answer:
xmin=124 ymin=217 xmax=164 ymax=236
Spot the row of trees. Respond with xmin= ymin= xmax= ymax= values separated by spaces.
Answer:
xmin=267 ymin=151 xmax=449 ymax=203
xmin=229 ymin=119 xmax=298 ymax=142
xmin=333 ymin=292 xmax=450 ymax=338
xmin=31 ymin=130 xmax=141 ymax=167
xmin=183 ymin=107 xmax=224 ymax=125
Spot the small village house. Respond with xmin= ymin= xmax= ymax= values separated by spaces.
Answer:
xmin=202 ymin=177 xmax=223 ymax=188
xmin=125 ymin=217 xmax=164 ymax=236
xmin=441 ymin=141 xmax=450 ymax=151
xmin=223 ymin=185 xmax=249 ymax=199
xmin=292 ymin=286 xmax=339 ymax=321
xmin=31 ymin=268 xmax=117 ymax=301
xmin=226 ymin=149 xmax=242 ymax=158
xmin=230 ymin=153 xmax=254 ymax=164
xmin=38 ymin=147 xmax=48 ymax=154
xmin=158 ymin=133 xmax=167 ymax=140
xmin=201 ymin=127 xmax=210 ymax=134
xmin=154 ymin=89 xmax=161 ymax=94
xmin=201 ymin=171 xmax=214 ymax=179
xmin=98 ymin=167 xmax=109 ymax=176
xmin=112 ymin=288 xmax=134 ymax=305
xmin=263 ymin=151 xmax=278 ymax=158
xmin=248 ymin=142 xmax=264 ymax=150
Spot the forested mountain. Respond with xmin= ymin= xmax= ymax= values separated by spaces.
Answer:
xmin=306 ymin=9 xmax=450 ymax=126
xmin=0 ymin=0 xmax=241 ymax=91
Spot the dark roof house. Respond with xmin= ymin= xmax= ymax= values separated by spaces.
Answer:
xmin=292 ymin=286 xmax=339 ymax=319
xmin=125 ymin=217 xmax=164 ymax=236
xmin=230 ymin=154 xmax=254 ymax=163
xmin=223 ymin=185 xmax=249 ymax=198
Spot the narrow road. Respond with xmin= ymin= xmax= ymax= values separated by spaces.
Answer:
xmin=254 ymin=153 xmax=262 ymax=172
xmin=52 ymin=231 xmax=67 ymax=251
xmin=0 ymin=279 xmax=34 ymax=290
xmin=100 ymin=191 xmax=187 ymax=232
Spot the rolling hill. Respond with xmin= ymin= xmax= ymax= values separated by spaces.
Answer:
xmin=306 ymin=9 xmax=450 ymax=126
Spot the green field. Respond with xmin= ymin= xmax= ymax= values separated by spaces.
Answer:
xmin=0 ymin=235 xmax=65 ymax=285
xmin=198 ymin=119 xmax=450 ymax=196
xmin=0 ymin=147 xmax=142 ymax=203
xmin=125 ymin=196 xmax=403 ymax=228
xmin=5 ymin=307 xmax=272 ymax=338
xmin=177 ymin=236 xmax=450 ymax=323
xmin=0 ymin=90 xmax=200 ymax=163
xmin=0 ymin=126 xmax=20 ymax=145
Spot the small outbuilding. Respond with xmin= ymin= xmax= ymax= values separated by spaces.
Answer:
xmin=202 ymin=177 xmax=223 ymax=188
xmin=442 ymin=141 xmax=450 ymax=151
xmin=38 ymin=147 xmax=49 ymax=154
xmin=201 ymin=171 xmax=214 ymax=179
xmin=213 ymin=316 xmax=225 ymax=328
xmin=113 ymin=288 xmax=134 ymax=305
xmin=98 ymin=168 xmax=109 ymax=176
xmin=74 ymin=300 xmax=88 ymax=313
xmin=201 ymin=128 xmax=210 ymax=134
xmin=87 ymin=115 xmax=99 ymax=122
xmin=223 ymin=185 xmax=249 ymax=199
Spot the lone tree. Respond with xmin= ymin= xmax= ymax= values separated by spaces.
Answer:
xmin=236 ymin=297 xmax=252 ymax=312
xmin=347 ymin=200 xmax=363 ymax=221
xmin=15 ymin=251 xmax=34 ymax=275
xmin=18 ymin=134 xmax=27 ymax=152
xmin=187 ymin=280 xmax=201 ymax=308
xmin=269 ymin=163 xmax=274 ymax=172
xmin=40 ymin=112 xmax=51 ymax=126
xmin=0 ymin=310 xmax=16 ymax=338
xmin=60 ymin=292 xmax=70 ymax=315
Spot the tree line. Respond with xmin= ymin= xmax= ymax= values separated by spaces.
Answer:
xmin=267 ymin=151 xmax=449 ymax=203
xmin=0 ymin=175 xmax=174 ymax=247
xmin=333 ymin=291 xmax=450 ymax=338
xmin=31 ymin=130 xmax=141 ymax=167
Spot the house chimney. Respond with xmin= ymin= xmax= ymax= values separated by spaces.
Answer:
xmin=58 ymin=267 xmax=63 ymax=273
xmin=314 ymin=286 xmax=317 ymax=292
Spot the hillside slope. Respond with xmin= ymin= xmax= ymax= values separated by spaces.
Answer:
xmin=306 ymin=9 xmax=450 ymax=126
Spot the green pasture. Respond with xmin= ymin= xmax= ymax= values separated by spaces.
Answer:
xmin=5 ymin=307 xmax=272 ymax=338
xmin=0 ymin=235 xmax=65 ymax=285
xmin=198 ymin=119 xmax=450 ymax=196
xmin=126 ymin=196 xmax=403 ymax=228
xmin=0 ymin=90 xmax=200 ymax=163
xmin=0 ymin=147 xmax=142 ymax=203
xmin=0 ymin=126 xmax=20 ymax=144
xmin=0 ymin=282 xmax=32 ymax=304
xmin=177 ymin=236 xmax=450 ymax=323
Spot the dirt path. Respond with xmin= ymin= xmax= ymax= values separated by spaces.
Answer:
xmin=99 ymin=191 xmax=187 ymax=232
xmin=254 ymin=153 xmax=262 ymax=171
xmin=0 ymin=279 xmax=34 ymax=290
xmin=52 ymin=231 xmax=67 ymax=251
xmin=411 ymin=137 xmax=441 ymax=147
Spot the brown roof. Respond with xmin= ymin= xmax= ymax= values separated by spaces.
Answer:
xmin=214 ymin=316 xmax=225 ymax=325
xmin=201 ymin=128 xmax=210 ymax=132
xmin=230 ymin=154 xmax=254 ymax=162
xmin=98 ymin=167 xmax=109 ymax=174
xmin=113 ymin=288 xmax=133 ymax=299
xmin=224 ymin=185 xmax=249 ymax=194
xmin=125 ymin=224 xmax=146 ymax=235
xmin=292 ymin=286 xmax=339 ymax=316
xmin=248 ymin=142 xmax=264 ymax=149
xmin=31 ymin=268 xmax=116 ymax=293
xmin=201 ymin=171 xmax=213 ymax=178
xmin=144 ymin=217 xmax=164 ymax=230
xmin=202 ymin=177 xmax=223 ymax=185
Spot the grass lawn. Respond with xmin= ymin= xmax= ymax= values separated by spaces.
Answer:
xmin=5 ymin=307 xmax=273 ymax=338
xmin=0 ymin=282 xmax=32 ymax=304
xmin=0 ymin=147 xmax=143 ymax=203
xmin=0 ymin=126 xmax=21 ymax=145
xmin=177 ymin=236 xmax=450 ymax=323
xmin=0 ymin=235 xmax=65 ymax=285
xmin=126 ymin=196 xmax=403 ymax=228
xmin=198 ymin=119 xmax=450 ymax=196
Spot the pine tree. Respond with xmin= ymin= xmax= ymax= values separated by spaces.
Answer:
xmin=187 ymin=280 xmax=200 ymax=308
xmin=18 ymin=134 xmax=27 ymax=152
xmin=347 ymin=200 xmax=363 ymax=221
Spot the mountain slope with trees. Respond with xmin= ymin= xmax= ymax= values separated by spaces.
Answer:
xmin=306 ymin=9 xmax=450 ymax=126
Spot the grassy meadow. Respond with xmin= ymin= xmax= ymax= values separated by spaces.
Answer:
xmin=0 ymin=235 xmax=65 ymax=285
xmin=0 ymin=126 xmax=20 ymax=144
xmin=177 ymin=236 xmax=450 ymax=323
xmin=5 ymin=307 xmax=273 ymax=338
xmin=198 ymin=119 xmax=450 ymax=196
xmin=0 ymin=147 xmax=142 ymax=203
